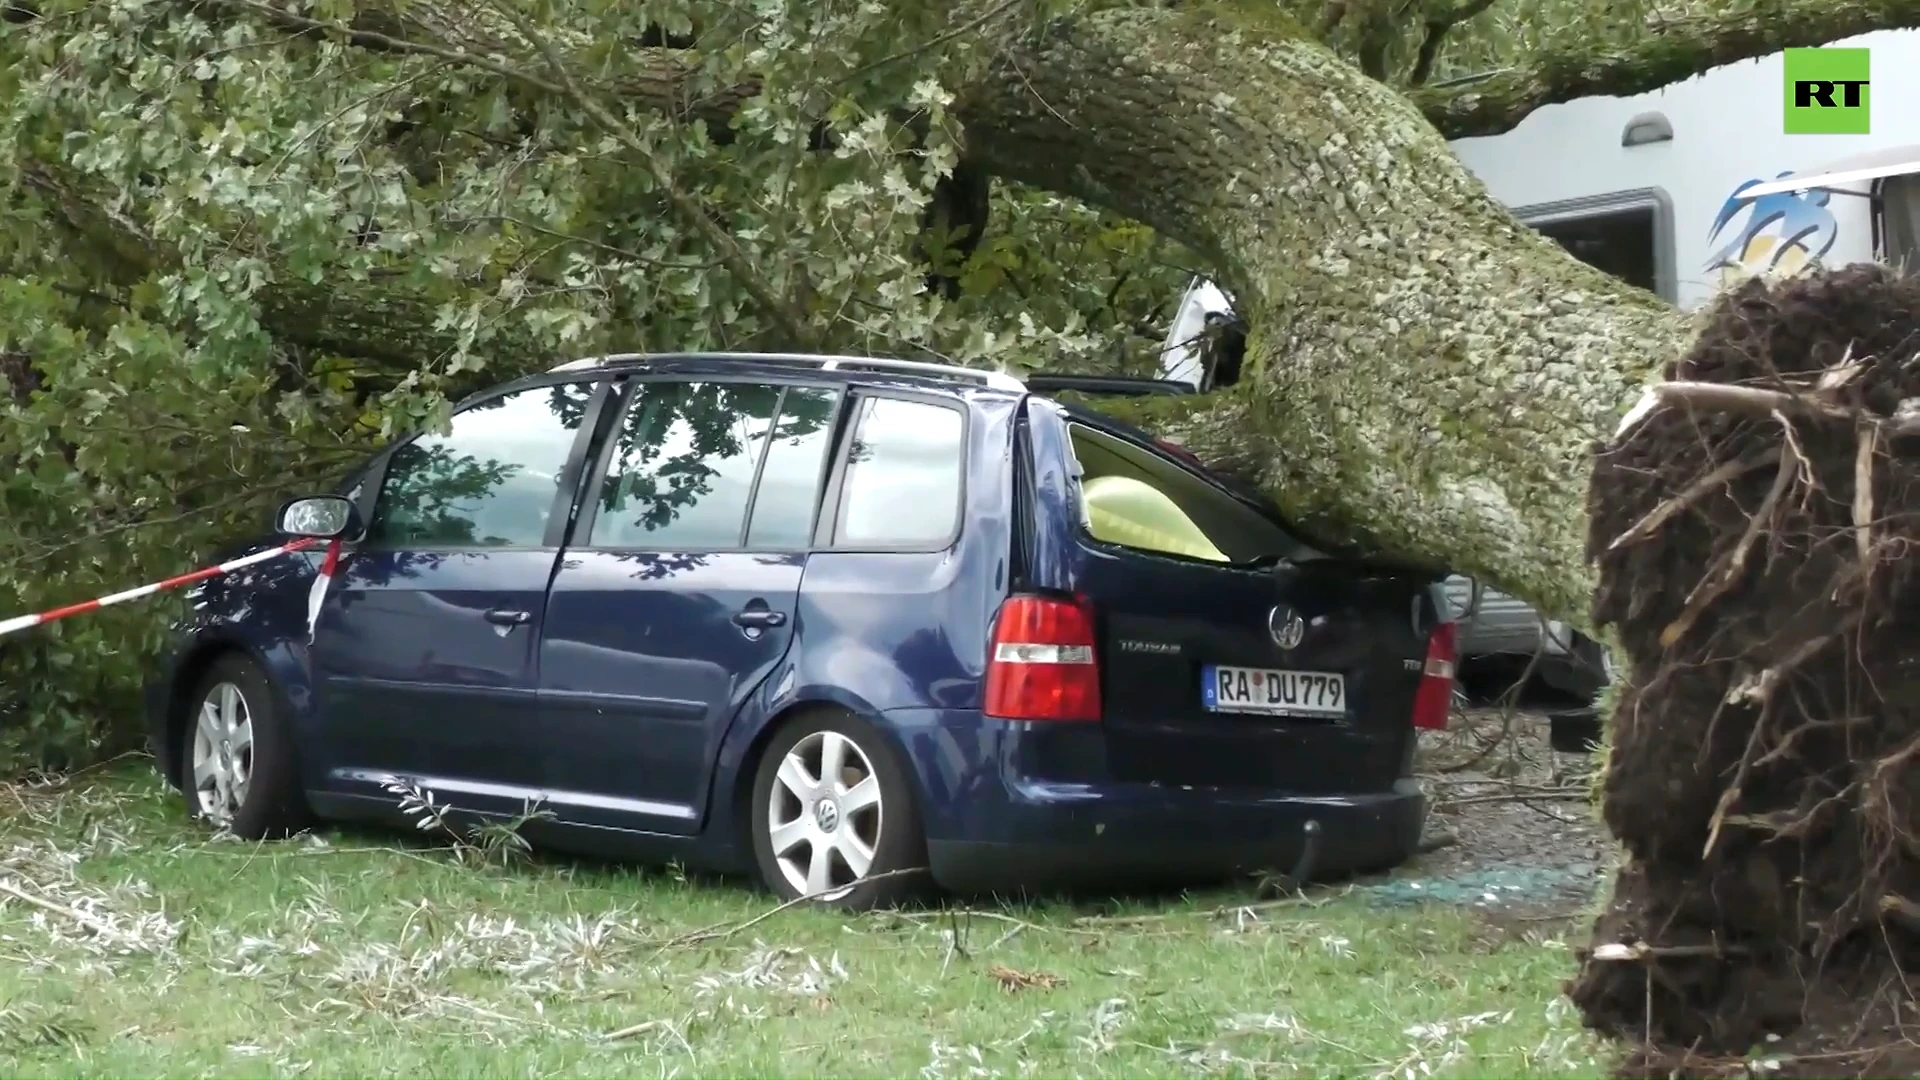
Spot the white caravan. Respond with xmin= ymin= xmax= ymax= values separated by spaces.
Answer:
xmin=1159 ymin=29 xmax=1920 ymax=696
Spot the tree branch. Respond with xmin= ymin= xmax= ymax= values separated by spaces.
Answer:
xmin=1414 ymin=0 xmax=1920 ymax=139
xmin=218 ymin=0 xmax=751 ymax=126
xmin=1408 ymin=0 xmax=1499 ymax=87
xmin=474 ymin=0 xmax=816 ymax=348
xmin=197 ymin=0 xmax=815 ymax=348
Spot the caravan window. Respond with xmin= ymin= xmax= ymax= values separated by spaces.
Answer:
xmin=1880 ymin=175 xmax=1920 ymax=275
xmin=1536 ymin=209 xmax=1660 ymax=294
xmin=1516 ymin=190 xmax=1676 ymax=301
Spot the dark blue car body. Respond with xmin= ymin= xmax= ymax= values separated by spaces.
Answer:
xmin=145 ymin=353 xmax=1441 ymax=892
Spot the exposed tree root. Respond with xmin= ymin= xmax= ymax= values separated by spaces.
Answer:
xmin=1571 ymin=267 xmax=1920 ymax=1078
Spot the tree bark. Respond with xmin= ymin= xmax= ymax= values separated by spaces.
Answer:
xmin=961 ymin=5 xmax=1688 ymax=621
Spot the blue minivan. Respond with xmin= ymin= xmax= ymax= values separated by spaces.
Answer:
xmin=144 ymin=352 xmax=1457 ymax=907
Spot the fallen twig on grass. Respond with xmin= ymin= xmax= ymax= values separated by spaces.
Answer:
xmin=1423 ymin=779 xmax=1580 ymax=794
xmin=1430 ymin=653 xmax=1546 ymax=775
xmin=1072 ymin=890 xmax=1341 ymax=928
xmin=657 ymin=866 xmax=930 ymax=950
xmin=887 ymin=907 xmax=1106 ymax=939
xmin=179 ymin=840 xmax=450 ymax=868
xmin=0 ymin=876 xmax=138 ymax=946
xmin=1432 ymin=788 xmax=1586 ymax=809
xmin=0 ymin=751 xmax=152 ymax=800
xmin=599 ymin=1014 xmax=695 ymax=1055
xmin=602 ymin=1019 xmax=662 ymax=1041
xmin=988 ymin=963 xmax=1065 ymax=992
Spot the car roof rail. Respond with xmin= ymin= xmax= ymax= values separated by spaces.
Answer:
xmin=549 ymin=351 xmax=1027 ymax=392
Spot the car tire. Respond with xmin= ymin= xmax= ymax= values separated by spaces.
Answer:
xmin=748 ymin=710 xmax=929 ymax=911
xmin=178 ymin=652 xmax=310 ymax=839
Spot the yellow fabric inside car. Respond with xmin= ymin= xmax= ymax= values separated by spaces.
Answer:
xmin=1081 ymin=474 xmax=1229 ymax=562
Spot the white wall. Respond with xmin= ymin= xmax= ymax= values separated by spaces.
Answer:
xmin=1449 ymin=30 xmax=1920 ymax=309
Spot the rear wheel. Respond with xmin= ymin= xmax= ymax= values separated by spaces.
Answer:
xmin=748 ymin=711 xmax=927 ymax=910
xmin=179 ymin=653 xmax=309 ymax=839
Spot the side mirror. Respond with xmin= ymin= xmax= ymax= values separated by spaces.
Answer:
xmin=275 ymin=495 xmax=361 ymax=540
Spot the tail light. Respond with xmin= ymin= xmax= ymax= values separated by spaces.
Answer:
xmin=984 ymin=594 xmax=1102 ymax=721
xmin=1410 ymin=621 xmax=1458 ymax=731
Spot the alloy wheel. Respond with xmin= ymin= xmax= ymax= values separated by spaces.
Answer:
xmin=191 ymin=681 xmax=254 ymax=824
xmin=765 ymin=730 xmax=884 ymax=899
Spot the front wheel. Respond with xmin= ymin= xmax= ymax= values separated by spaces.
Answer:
xmin=748 ymin=711 xmax=928 ymax=911
xmin=179 ymin=653 xmax=309 ymax=839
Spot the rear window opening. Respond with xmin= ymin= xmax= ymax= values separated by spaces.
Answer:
xmin=1065 ymin=423 xmax=1304 ymax=566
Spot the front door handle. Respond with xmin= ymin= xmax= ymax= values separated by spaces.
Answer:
xmin=732 ymin=607 xmax=788 ymax=630
xmin=485 ymin=608 xmax=532 ymax=626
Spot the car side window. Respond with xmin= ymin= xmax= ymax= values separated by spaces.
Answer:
xmin=366 ymin=381 xmax=596 ymax=549
xmin=745 ymin=386 xmax=841 ymax=549
xmin=833 ymin=396 xmax=965 ymax=548
xmin=589 ymin=380 xmax=793 ymax=550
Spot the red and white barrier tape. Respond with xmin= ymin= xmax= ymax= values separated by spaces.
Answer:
xmin=303 ymin=539 xmax=342 ymax=643
xmin=0 ymin=537 xmax=343 ymax=641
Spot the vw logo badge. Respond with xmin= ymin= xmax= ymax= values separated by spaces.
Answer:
xmin=1269 ymin=606 xmax=1306 ymax=650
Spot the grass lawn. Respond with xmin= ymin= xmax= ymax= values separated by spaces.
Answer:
xmin=0 ymin=766 xmax=1605 ymax=1078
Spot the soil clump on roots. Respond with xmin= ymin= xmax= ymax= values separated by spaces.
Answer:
xmin=1569 ymin=266 xmax=1920 ymax=1078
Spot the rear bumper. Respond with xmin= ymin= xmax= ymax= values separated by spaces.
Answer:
xmin=929 ymin=772 xmax=1428 ymax=891
xmin=885 ymin=707 xmax=1426 ymax=894
xmin=924 ymin=777 xmax=1426 ymax=894
xmin=921 ymin=776 xmax=1436 ymax=887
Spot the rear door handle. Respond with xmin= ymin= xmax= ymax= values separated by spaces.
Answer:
xmin=732 ymin=607 xmax=788 ymax=629
xmin=485 ymin=608 xmax=532 ymax=626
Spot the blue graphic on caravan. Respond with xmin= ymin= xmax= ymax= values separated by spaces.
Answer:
xmin=1706 ymin=172 xmax=1841 ymax=284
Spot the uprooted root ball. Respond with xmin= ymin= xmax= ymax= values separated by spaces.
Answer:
xmin=1570 ymin=265 xmax=1920 ymax=1078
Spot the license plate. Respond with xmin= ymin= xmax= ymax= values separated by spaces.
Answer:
xmin=1203 ymin=664 xmax=1346 ymax=718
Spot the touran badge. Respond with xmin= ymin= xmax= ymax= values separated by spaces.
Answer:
xmin=1268 ymin=605 xmax=1306 ymax=650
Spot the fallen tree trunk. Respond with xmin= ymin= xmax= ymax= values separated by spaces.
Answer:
xmin=960 ymin=5 xmax=1689 ymax=621
xmin=27 ymin=1 xmax=1920 ymax=624
xmin=163 ymin=0 xmax=1920 ymax=620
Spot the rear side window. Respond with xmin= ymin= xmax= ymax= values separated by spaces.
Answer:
xmin=833 ymin=396 xmax=964 ymax=548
